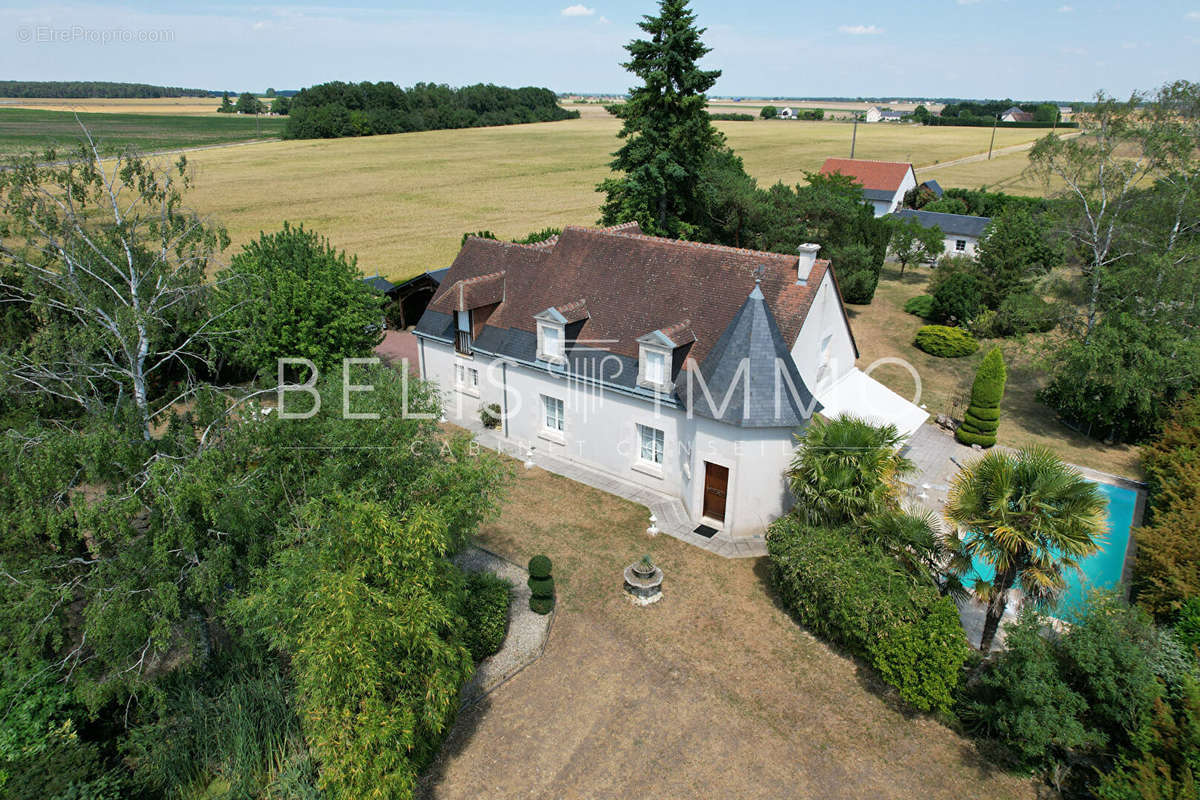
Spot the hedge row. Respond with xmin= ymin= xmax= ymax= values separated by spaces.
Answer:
xmin=767 ymin=518 xmax=970 ymax=712
xmin=925 ymin=117 xmax=1078 ymax=129
xmin=914 ymin=325 xmax=979 ymax=358
xmin=462 ymin=572 xmax=512 ymax=661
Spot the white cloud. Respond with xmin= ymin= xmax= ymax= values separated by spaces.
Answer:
xmin=1187 ymin=10 xmax=1200 ymax=18
xmin=598 ymin=15 xmax=609 ymax=24
xmin=561 ymin=4 xmax=595 ymax=16
xmin=1058 ymin=4 xmax=1074 ymax=12
xmin=1061 ymin=45 xmax=1087 ymax=55
xmin=838 ymin=24 xmax=883 ymax=35
xmin=956 ymin=0 xmax=982 ymax=5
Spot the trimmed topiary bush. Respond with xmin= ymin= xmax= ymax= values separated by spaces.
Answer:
xmin=956 ymin=346 xmax=1007 ymax=447
xmin=527 ymin=554 xmax=555 ymax=614
xmin=903 ymin=295 xmax=935 ymax=319
xmin=914 ymin=325 xmax=978 ymax=358
xmin=527 ymin=576 xmax=554 ymax=597
xmin=462 ymin=572 xmax=512 ymax=661
xmin=528 ymin=555 xmax=552 ymax=579
xmin=767 ymin=517 xmax=969 ymax=712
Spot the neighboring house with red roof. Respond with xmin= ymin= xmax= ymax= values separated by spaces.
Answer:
xmin=819 ymin=157 xmax=917 ymax=217
xmin=414 ymin=223 xmax=927 ymax=541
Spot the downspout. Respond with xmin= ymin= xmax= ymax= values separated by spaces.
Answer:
xmin=502 ymin=360 xmax=509 ymax=439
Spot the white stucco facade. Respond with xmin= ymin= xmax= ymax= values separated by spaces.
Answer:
xmin=420 ymin=337 xmax=801 ymax=538
xmin=870 ymin=166 xmax=917 ymax=217
xmin=943 ymin=232 xmax=981 ymax=258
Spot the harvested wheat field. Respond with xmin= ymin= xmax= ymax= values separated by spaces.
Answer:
xmin=417 ymin=464 xmax=1034 ymax=800
xmin=181 ymin=113 xmax=1051 ymax=281
xmin=0 ymin=96 xmax=238 ymax=115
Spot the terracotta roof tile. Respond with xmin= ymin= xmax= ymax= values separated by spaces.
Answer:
xmin=421 ymin=225 xmax=840 ymax=369
xmin=819 ymin=157 xmax=914 ymax=192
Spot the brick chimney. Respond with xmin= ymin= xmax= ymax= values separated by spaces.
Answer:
xmin=796 ymin=243 xmax=820 ymax=285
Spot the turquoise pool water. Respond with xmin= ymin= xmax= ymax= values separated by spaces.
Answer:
xmin=960 ymin=481 xmax=1139 ymax=617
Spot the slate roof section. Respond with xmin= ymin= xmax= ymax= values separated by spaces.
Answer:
xmin=681 ymin=285 xmax=819 ymax=427
xmin=415 ymin=224 xmax=849 ymax=426
xmin=362 ymin=275 xmax=396 ymax=294
xmin=891 ymin=208 xmax=992 ymax=239
xmin=426 ymin=267 xmax=450 ymax=284
xmin=819 ymin=158 xmax=914 ymax=192
xmin=919 ymin=179 xmax=944 ymax=198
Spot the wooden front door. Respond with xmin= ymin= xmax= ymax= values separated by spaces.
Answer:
xmin=702 ymin=462 xmax=729 ymax=522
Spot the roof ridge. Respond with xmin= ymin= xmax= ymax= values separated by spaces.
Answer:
xmin=459 ymin=269 xmax=505 ymax=285
xmin=564 ymin=225 xmax=800 ymax=262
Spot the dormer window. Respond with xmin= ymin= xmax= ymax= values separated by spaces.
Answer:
xmin=636 ymin=323 xmax=693 ymax=393
xmin=644 ymin=349 xmax=666 ymax=385
xmin=533 ymin=307 xmax=569 ymax=364
xmin=540 ymin=323 xmax=563 ymax=360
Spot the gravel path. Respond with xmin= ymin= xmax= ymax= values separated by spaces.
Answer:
xmin=455 ymin=545 xmax=553 ymax=707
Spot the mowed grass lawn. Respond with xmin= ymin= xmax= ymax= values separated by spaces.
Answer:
xmin=180 ymin=111 xmax=1049 ymax=281
xmin=418 ymin=464 xmax=1033 ymax=799
xmin=851 ymin=265 xmax=1141 ymax=477
xmin=0 ymin=108 xmax=285 ymax=158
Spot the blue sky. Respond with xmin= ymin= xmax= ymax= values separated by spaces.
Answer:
xmin=1 ymin=1 xmax=1196 ymax=100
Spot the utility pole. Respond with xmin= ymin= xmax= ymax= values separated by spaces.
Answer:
xmin=987 ymin=113 xmax=998 ymax=160
xmin=850 ymin=117 xmax=858 ymax=158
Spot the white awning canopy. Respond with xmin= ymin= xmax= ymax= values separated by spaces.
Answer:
xmin=815 ymin=368 xmax=928 ymax=438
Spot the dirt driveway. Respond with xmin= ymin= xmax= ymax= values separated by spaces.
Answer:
xmin=418 ymin=467 xmax=1033 ymax=800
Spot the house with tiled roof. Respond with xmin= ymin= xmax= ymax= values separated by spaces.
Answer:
xmin=414 ymin=223 xmax=927 ymax=540
xmin=819 ymin=157 xmax=917 ymax=217
xmin=1000 ymin=106 xmax=1034 ymax=123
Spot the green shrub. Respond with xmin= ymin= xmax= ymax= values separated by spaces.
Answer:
xmin=479 ymin=403 xmax=501 ymax=429
xmin=462 ymin=573 xmax=511 ymax=661
xmin=914 ymin=325 xmax=978 ymax=358
xmin=957 ymin=347 xmax=1007 ymax=447
xmin=767 ymin=517 xmax=969 ymax=712
xmin=529 ymin=596 xmax=554 ymax=615
xmin=1175 ymin=597 xmax=1200 ymax=658
xmin=528 ymin=555 xmax=552 ymax=579
xmin=903 ymin=295 xmax=935 ymax=318
xmin=969 ymin=308 xmax=1000 ymax=338
xmin=528 ymin=576 xmax=555 ymax=598
xmin=994 ymin=292 xmax=1060 ymax=335
xmin=931 ymin=271 xmax=983 ymax=325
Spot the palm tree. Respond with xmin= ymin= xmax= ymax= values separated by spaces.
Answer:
xmin=788 ymin=415 xmax=913 ymax=527
xmin=943 ymin=446 xmax=1107 ymax=652
xmin=864 ymin=507 xmax=966 ymax=598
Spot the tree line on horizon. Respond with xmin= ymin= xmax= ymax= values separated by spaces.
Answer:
xmin=0 ymin=80 xmax=218 ymax=98
xmin=281 ymin=81 xmax=580 ymax=139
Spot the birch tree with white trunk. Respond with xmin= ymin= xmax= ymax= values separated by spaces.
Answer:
xmin=0 ymin=133 xmax=232 ymax=439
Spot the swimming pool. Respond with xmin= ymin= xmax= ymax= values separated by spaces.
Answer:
xmin=959 ymin=480 xmax=1139 ymax=617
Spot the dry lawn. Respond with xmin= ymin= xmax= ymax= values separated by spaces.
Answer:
xmin=418 ymin=466 xmax=1034 ymax=800
xmin=182 ymin=114 xmax=1048 ymax=281
xmin=851 ymin=266 xmax=1141 ymax=478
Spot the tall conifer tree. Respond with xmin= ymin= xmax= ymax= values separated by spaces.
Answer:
xmin=598 ymin=0 xmax=723 ymax=237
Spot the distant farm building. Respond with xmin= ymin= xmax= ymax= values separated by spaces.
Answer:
xmin=890 ymin=209 xmax=992 ymax=258
xmin=819 ymin=157 xmax=917 ymax=217
xmin=865 ymin=106 xmax=909 ymax=123
xmin=1000 ymin=106 xmax=1034 ymax=123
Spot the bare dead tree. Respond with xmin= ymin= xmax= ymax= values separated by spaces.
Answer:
xmin=0 ymin=124 xmax=238 ymax=439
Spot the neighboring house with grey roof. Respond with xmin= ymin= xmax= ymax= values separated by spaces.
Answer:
xmin=414 ymin=223 xmax=927 ymax=540
xmin=890 ymin=209 xmax=993 ymax=258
